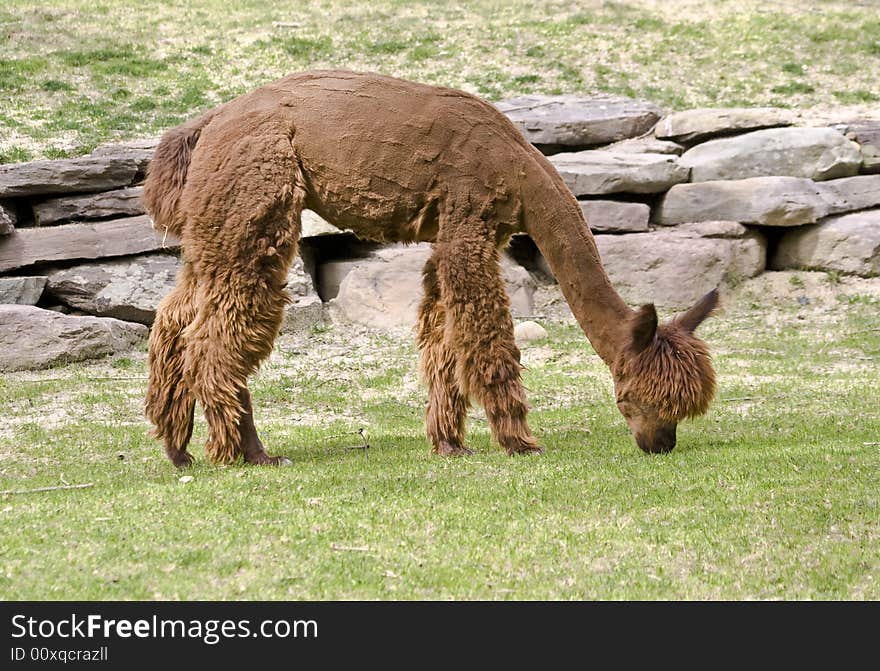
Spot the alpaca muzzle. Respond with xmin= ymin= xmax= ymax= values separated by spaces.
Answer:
xmin=635 ymin=424 xmax=677 ymax=454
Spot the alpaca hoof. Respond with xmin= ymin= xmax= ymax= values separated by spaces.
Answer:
xmin=245 ymin=454 xmax=292 ymax=466
xmin=506 ymin=443 xmax=544 ymax=456
xmin=432 ymin=441 xmax=473 ymax=457
xmin=168 ymin=450 xmax=195 ymax=468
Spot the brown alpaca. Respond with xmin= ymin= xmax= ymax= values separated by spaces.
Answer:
xmin=143 ymin=69 xmax=718 ymax=466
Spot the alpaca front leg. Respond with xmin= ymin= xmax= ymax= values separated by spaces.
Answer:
xmin=435 ymin=239 xmax=543 ymax=456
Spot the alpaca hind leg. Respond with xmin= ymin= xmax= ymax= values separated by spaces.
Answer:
xmin=237 ymin=387 xmax=291 ymax=465
xmin=417 ymin=255 xmax=471 ymax=456
xmin=435 ymin=237 xmax=542 ymax=455
xmin=178 ymin=113 xmax=305 ymax=464
xmin=145 ymin=266 xmax=198 ymax=467
xmin=183 ymin=270 xmax=292 ymax=465
xmin=182 ymin=197 xmax=303 ymax=465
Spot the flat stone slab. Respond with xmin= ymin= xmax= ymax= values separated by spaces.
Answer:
xmin=0 ymin=305 xmax=147 ymax=371
xmin=593 ymin=225 xmax=766 ymax=308
xmin=326 ymin=243 xmax=536 ymax=330
xmin=496 ymin=95 xmax=662 ymax=147
xmin=679 ymin=126 xmax=862 ymax=182
xmin=90 ymin=138 xmax=159 ymax=156
xmin=656 ymin=174 xmax=880 ymax=227
xmin=0 ymin=276 xmax=47 ymax=305
xmin=0 ymin=156 xmax=139 ymax=198
xmin=46 ymin=253 xmax=182 ymax=324
xmin=45 ymin=251 xmax=323 ymax=329
xmin=548 ymin=150 xmax=689 ymax=195
xmin=842 ymin=120 xmax=880 ymax=149
xmin=579 ymin=200 xmax=650 ymax=232
xmin=672 ymin=220 xmax=755 ymax=238
xmin=0 ymin=215 xmax=179 ymax=273
xmin=601 ymin=136 xmax=684 ymax=155
xmin=862 ymin=145 xmax=880 ymax=174
xmin=89 ymin=139 xmax=158 ymax=177
xmin=771 ymin=209 xmax=880 ymax=277
xmin=844 ymin=121 xmax=880 ymax=174
xmin=301 ymin=209 xmax=347 ymax=238
xmin=33 ymin=186 xmax=145 ymax=225
xmin=655 ymin=107 xmax=796 ymax=143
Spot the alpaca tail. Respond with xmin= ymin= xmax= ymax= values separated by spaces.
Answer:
xmin=142 ymin=113 xmax=213 ymax=238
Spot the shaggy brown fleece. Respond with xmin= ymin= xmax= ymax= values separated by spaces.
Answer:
xmin=614 ymin=310 xmax=717 ymax=422
xmin=143 ymin=69 xmax=718 ymax=465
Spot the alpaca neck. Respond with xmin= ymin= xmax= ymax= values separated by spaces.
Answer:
xmin=521 ymin=159 xmax=633 ymax=365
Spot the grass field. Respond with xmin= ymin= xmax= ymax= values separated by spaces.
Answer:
xmin=1 ymin=0 xmax=879 ymax=162
xmin=1 ymin=0 xmax=878 ymax=601
xmin=1 ymin=272 xmax=878 ymax=600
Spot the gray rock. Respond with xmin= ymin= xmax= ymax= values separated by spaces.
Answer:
xmin=601 ymin=136 xmax=684 ymax=155
xmin=301 ymin=209 xmax=347 ymax=238
xmin=43 ymin=250 xmax=323 ymax=329
xmin=861 ymin=145 xmax=880 ymax=174
xmin=0 ymin=215 xmax=179 ymax=273
xmin=0 ymin=156 xmax=139 ymax=198
xmin=90 ymin=138 xmax=159 ymax=155
xmin=655 ymin=107 xmax=796 ymax=143
xmin=672 ymin=220 xmax=754 ymax=238
xmin=680 ymin=127 xmax=862 ymax=182
xmin=32 ymin=186 xmax=145 ymax=225
xmin=327 ymin=243 xmax=536 ymax=330
xmin=284 ymin=255 xmax=316 ymax=299
xmin=502 ymin=257 xmax=537 ymax=317
xmin=820 ymin=175 xmax=880 ymax=214
xmin=45 ymin=253 xmax=181 ymax=324
xmin=0 ymin=305 xmax=147 ymax=371
xmin=327 ymin=245 xmax=428 ymax=331
xmin=281 ymin=293 xmax=324 ymax=334
xmin=548 ymin=151 xmax=689 ymax=196
xmin=771 ymin=209 xmax=880 ymax=277
xmin=280 ymin=255 xmax=324 ymax=334
xmin=0 ymin=276 xmax=47 ymax=305
xmin=656 ymin=174 xmax=880 ymax=227
xmin=0 ymin=200 xmax=15 ymax=235
xmin=843 ymin=120 xmax=880 ymax=150
xmin=580 ymin=200 xmax=650 ymax=232
xmin=514 ymin=320 xmax=548 ymax=344
xmin=593 ymin=225 xmax=766 ymax=308
xmin=678 ymin=222 xmax=767 ymax=281
xmin=496 ymin=94 xmax=662 ymax=147
xmin=318 ymin=255 xmax=371 ymax=302
xmin=90 ymin=139 xmax=158 ymax=177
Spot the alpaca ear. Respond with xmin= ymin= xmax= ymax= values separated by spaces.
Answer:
xmin=630 ymin=303 xmax=658 ymax=352
xmin=677 ymin=289 xmax=719 ymax=334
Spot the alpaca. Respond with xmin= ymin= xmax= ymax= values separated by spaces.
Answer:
xmin=143 ymin=70 xmax=718 ymax=466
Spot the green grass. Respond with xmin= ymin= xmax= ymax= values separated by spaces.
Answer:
xmin=1 ymin=0 xmax=879 ymax=161
xmin=0 ymin=0 xmax=878 ymax=601
xmin=1 ymin=274 xmax=878 ymax=600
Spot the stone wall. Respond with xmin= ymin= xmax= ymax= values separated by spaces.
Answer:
xmin=1 ymin=99 xmax=878 ymax=371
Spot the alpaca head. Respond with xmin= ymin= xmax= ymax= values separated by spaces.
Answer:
xmin=610 ymin=289 xmax=719 ymax=454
